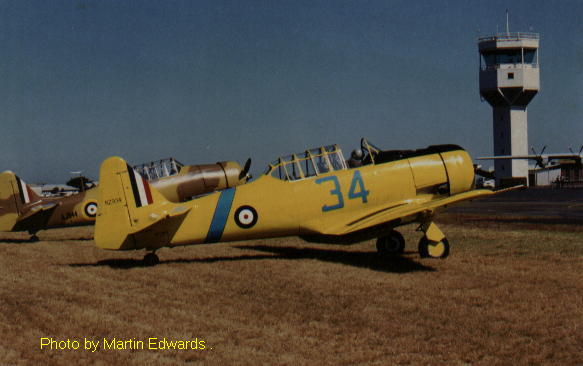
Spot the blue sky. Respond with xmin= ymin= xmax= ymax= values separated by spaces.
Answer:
xmin=1 ymin=0 xmax=581 ymax=182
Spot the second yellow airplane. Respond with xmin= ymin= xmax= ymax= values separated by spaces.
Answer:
xmin=95 ymin=139 xmax=494 ymax=265
xmin=0 ymin=158 xmax=250 ymax=239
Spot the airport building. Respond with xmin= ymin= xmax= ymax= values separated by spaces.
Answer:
xmin=529 ymin=163 xmax=583 ymax=188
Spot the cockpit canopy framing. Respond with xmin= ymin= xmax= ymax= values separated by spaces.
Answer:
xmin=266 ymin=144 xmax=347 ymax=181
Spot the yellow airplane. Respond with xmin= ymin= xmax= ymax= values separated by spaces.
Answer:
xmin=0 ymin=159 xmax=250 ymax=238
xmin=95 ymin=139 xmax=495 ymax=265
xmin=0 ymin=171 xmax=99 ymax=239
xmin=138 ymin=157 xmax=251 ymax=203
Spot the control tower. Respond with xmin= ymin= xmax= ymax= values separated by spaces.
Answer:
xmin=478 ymin=28 xmax=539 ymax=185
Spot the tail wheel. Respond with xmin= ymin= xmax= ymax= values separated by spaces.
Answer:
xmin=376 ymin=230 xmax=405 ymax=256
xmin=418 ymin=236 xmax=450 ymax=259
xmin=143 ymin=252 xmax=160 ymax=266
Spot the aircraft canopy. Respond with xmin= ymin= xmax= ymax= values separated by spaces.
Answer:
xmin=133 ymin=157 xmax=184 ymax=180
xmin=265 ymin=144 xmax=347 ymax=181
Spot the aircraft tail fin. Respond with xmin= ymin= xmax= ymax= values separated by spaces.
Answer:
xmin=0 ymin=171 xmax=41 ymax=231
xmin=95 ymin=157 xmax=186 ymax=250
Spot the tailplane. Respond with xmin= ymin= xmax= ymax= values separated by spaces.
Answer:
xmin=95 ymin=157 xmax=188 ymax=250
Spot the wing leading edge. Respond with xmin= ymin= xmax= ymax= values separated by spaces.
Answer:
xmin=302 ymin=189 xmax=494 ymax=237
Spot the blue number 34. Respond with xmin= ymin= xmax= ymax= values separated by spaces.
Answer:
xmin=315 ymin=171 xmax=369 ymax=212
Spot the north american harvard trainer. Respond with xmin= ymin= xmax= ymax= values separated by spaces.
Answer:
xmin=0 ymin=158 xmax=250 ymax=238
xmin=95 ymin=138 xmax=496 ymax=265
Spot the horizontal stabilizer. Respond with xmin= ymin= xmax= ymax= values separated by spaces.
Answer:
xmin=12 ymin=202 xmax=59 ymax=232
xmin=95 ymin=156 xmax=187 ymax=250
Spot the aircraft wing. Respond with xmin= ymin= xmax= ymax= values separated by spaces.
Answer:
xmin=304 ymin=189 xmax=494 ymax=237
xmin=478 ymin=154 xmax=582 ymax=161
xmin=540 ymin=154 xmax=583 ymax=160
xmin=12 ymin=202 xmax=59 ymax=232
xmin=478 ymin=155 xmax=540 ymax=160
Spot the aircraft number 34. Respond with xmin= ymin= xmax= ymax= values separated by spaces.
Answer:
xmin=316 ymin=171 xmax=369 ymax=211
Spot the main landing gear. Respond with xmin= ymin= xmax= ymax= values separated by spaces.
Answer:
xmin=375 ymin=222 xmax=450 ymax=259
xmin=143 ymin=251 xmax=160 ymax=266
xmin=376 ymin=230 xmax=405 ymax=257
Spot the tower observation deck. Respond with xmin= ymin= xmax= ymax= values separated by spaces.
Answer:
xmin=478 ymin=31 xmax=539 ymax=185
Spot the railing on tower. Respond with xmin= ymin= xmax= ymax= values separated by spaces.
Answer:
xmin=478 ymin=32 xmax=539 ymax=42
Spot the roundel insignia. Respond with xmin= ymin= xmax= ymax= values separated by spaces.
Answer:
xmin=234 ymin=205 xmax=258 ymax=229
xmin=84 ymin=202 xmax=98 ymax=218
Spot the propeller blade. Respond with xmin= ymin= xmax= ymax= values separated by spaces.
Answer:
xmin=474 ymin=165 xmax=495 ymax=179
xmin=239 ymin=158 xmax=252 ymax=180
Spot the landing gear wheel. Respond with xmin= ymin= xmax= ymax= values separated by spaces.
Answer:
xmin=418 ymin=236 xmax=449 ymax=259
xmin=376 ymin=230 xmax=405 ymax=256
xmin=143 ymin=252 xmax=160 ymax=266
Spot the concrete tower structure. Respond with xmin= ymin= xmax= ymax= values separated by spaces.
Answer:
xmin=478 ymin=27 xmax=539 ymax=185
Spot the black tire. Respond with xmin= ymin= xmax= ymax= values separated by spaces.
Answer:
xmin=143 ymin=252 xmax=160 ymax=266
xmin=376 ymin=230 xmax=405 ymax=256
xmin=418 ymin=236 xmax=450 ymax=259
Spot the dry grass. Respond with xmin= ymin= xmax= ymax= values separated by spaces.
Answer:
xmin=0 ymin=221 xmax=581 ymax=366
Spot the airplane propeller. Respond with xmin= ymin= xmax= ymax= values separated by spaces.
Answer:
xmin=239 ymin=158 xmax=252 ymax=180
xmin=473 ymin=164 xmax=495 ymax=179
xmin=530 ymin=145 xmax=548 ymax=168
xmin=567 ymin=145 xmax=583 ymax=166
xmin=568 ymin=145 xmax=583 ymax=156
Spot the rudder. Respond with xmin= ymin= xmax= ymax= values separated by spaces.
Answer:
xmin=0 ymin=171 xmax=40 ymax=231
xmin=95 ymin=157 xmax=175 ymax=250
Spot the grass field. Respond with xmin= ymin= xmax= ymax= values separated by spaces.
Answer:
xmin=0 ymin=220 xmax=581 ymax=365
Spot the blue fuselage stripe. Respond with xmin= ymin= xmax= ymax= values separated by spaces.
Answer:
xmin=205 ymin=188 xmax=236 ymax=243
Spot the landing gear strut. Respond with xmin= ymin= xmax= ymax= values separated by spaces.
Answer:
xmin=143 ymin=251 xmax=160 ymax=266
xmin=417 ymin=221 xmax=449 ymax=259
xmin=376 ymin=230 xmax=405 ymax=257
xmin=418 ymin=236 xmax=450 ymax=259
xmin=28 ymin=234 xmax=40 ymax=242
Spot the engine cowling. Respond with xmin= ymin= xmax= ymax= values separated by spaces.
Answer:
xmin=150 ymin=161 xmax=246 ymax=202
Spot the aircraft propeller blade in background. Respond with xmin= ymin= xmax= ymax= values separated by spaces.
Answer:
xmin=239 ymin=158 xmax=252 ymax=180
xmin=473 ymin=164 xmax=495 ymax=180
xmin=530 ymin=145 xmax=548 ymax=168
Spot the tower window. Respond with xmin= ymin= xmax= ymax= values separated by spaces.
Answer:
xmin=524 ymin=49 xmax=537 ymax=65
xmin=481 ymin=50 xmax=522 ymax=67
xmin=508 ymin=72 xmax=514 ymax=79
